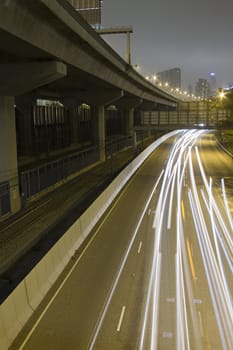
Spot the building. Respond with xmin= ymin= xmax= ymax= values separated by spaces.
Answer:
xmin=195 ymin=79 xmax=210 ymax=99
xmin=156 ymin=67 xmax=181 ymax=89
xmin=68 ymin=0 xmax=103 ymax=29
xmin=208 ymin=72 xmax=217 ymax=96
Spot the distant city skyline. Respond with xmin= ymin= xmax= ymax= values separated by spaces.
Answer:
xmin=101 ymin=0 xmax=233 ymax=90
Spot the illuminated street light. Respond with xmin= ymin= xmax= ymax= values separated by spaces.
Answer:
xmin=219 ymin=91 xmax=225 ymax=100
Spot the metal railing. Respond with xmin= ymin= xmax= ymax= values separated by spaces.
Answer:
xmin=105 ymin=135 xmax=133 ymax=155
xmin=20 ymin=146 xmax=99 ymax=200
xmin=20 ymin=132 xmax=154 ymax=200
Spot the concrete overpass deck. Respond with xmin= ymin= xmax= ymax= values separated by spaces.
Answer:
xmin=0 ymin=0 xmax=177 ymax=107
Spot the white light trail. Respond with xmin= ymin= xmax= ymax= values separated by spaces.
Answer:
xmin=140 ymin=130 xmax=206 ymax=349
xmin=139 ymin=129 xmax=232 ymax=349
xmin=188 ymin=148 xmax=233 ymax=349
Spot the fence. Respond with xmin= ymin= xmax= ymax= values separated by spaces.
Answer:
xmin=20 ymin=146 xmax=99 ymax=200
xmin=20 ymin=132 xmax=154 ymax=200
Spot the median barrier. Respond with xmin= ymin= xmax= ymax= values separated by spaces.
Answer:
xmin=32 ymin=255 xmax=53 ymax=297
xmin=0 ymin=130 xmax=180 ymax=350
xmin=0 ymin=290 xmax=22 ymax=345
xmin=24 ymin=267 xmax=44 ymax=310
xmin=11 ymin=280 xmax=33 ymax=326
xmin=56 ymin=235 xmax=71 ymax=269
xmin=67 ymin=220 xmax=82 ymax=253
xmin=0 ymin=313 xmax=10 ymax=350
xmin=48 ymin=241 xmax=67 ymax=283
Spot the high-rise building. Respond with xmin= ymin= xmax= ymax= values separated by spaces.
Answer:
xmin=156 ymin=67 xmax=181 ymax=89
xmin=208 ymin=72 xmax=217 ymax=96
xmin=68 ymin=0 xmax=103 ymax=29
xmin=195 ymin=79 xmax=209 ymax=99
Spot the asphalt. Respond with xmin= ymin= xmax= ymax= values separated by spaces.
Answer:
xmin=0 ymin=137 xmax=155 ymax=303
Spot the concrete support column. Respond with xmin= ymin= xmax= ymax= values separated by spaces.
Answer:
xmin=91 ymin=105 xmax=105 ymax=162
xmin=0 ymin=96 xmax=21 ymax=214
xmin=16 ymin=95 xmax=37 ymax=156
xmin=122 ymin=108 xmax=134 ymax=136
xmin=61 ymin=98 xmax=81 ymax=145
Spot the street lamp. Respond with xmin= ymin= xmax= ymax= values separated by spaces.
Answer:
xmin=219 ymin=91 xmax=225 ymax=100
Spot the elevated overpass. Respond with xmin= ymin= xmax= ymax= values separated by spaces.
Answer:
xmin=0 ymin=0 xmax=178 ymax=217
xmin=0 ymin=0 xmax=177 ymax=105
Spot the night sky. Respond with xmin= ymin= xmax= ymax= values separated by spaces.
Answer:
xmin=101 ymin=0 xmax=233 ymax=90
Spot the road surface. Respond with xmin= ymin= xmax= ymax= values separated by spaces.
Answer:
xmin=11 ymin=130 xmax=233 ymax=350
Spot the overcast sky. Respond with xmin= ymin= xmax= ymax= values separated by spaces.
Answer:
xmin=101 ymin=0 xmax=233 ymax=90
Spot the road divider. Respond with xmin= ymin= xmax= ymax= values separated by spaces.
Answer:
xmin=0 ymin=130 xmax=180 ymax=350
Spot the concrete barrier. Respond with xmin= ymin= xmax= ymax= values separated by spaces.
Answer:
xmin=0 ymin=312 xmax=10 ymax=350
xmin=0 ymin=130 xmax=180 ymax=349
xmin=68 ymin=220 xmax=82 ymax=252
xmin=24 ymin=268 xmax=44 ymax=311
xmin=0 ymin=290 xmax=22 ymax=345
xmin=11 ymin=281 xmax=33 ymax=326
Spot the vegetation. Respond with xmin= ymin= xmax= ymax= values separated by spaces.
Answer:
xmin=213 ymin=90 xmax=233 ymax=154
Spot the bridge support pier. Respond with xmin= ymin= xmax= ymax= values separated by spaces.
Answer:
xmin=122 ymin=108 xmax=134 ymax=136
xmin=61 ymin=97 xmax=81 ymax=145
xmin=0 ymin=96 xmax=21 ymax=215
xmin=91 ymin=105 xmax=105 ymax=162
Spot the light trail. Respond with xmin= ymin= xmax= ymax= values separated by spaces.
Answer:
xmin=188 ymin=147 xmax=233 ymax=349
xmin=86 ymin=130 xmax=232 ymax=349
xmin=139 ymin=129 xmax=232 ymax=349
xmin=139 ymin=130 xmax=206 ymax=349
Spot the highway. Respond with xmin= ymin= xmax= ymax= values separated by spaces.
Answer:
xmin=11 ymin=130 xmax=233 ymax=350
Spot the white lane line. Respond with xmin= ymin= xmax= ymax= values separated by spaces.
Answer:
xmin=148 ymin=209 xmax=151 ymax=215
xmin=117 ymin=306 xmax=126 ymax=332
xmin=18 ymin=166 xmax=139 ymax=350
xmin=166 ymin=297 xmax=175 ymax=303
xmin=162 ymin=331 xmax=173 ymax=338
xmin=137 ymin=241 xmax=142 ymax=254
xmin=198 ymin=311 xmax=204 ymax=337
xmin=88 ymin=175 xmax=161 ymax=349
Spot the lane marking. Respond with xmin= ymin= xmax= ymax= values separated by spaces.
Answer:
xmin=186 ymin=238 xmax=197 ymax=280
xmin=88 ymin=174 xmax=162 ymax=349
xmin=166 ymin=297 xmax=175 ymax=303
xmin=193 ymin=299 xmax=202 ymax=304
xmin=198 ymin=311 xmax=204 ymax=337
xmin=137 ymin=241 xmax=142 ymax=254
xmin=117 ymin=306 xmax=126 ymax=332
xmin=148 ymin=209 xmax=156 ymax=215
xmin=207 ymin=335 xmax=211 ymax=350
xmin=162 ymin=331 xmax=173 ymax=338
xmin=18 ymin=168 xmax=139 ymax=350
xmin=181 ymin=199 xmax=185 ymax=220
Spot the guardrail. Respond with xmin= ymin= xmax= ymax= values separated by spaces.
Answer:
xmin=20 ymin=146 xmax=99 ymax=200
xmin=20 ymin=134 xmax=146 ymax=201
xmin=0 ymin=130 xmax=180 ymax=350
